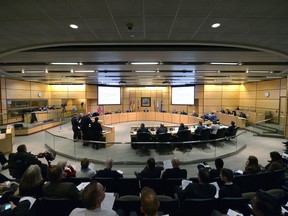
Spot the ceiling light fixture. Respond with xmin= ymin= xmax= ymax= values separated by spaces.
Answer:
xmin=21 ymin=69 xmax=25 ymax=73
xmin=45 ymin=68 xmax=48 ymax=73
xmin=131 ymin=62 xmax=159 ymax=65
xmin=249 ymin=70 xmax=271 ymax=73
xmin=74 ymin=70 xmax=95 ymax=73
xmin=210 ymin=62 xmax=239 ymax=65
xmin=196 ymin=70 xmax=218 ymax=73
xmin=25 ymin=70 xmax=45 ymax=73
xmin=51 ymin=62 xmax=79 ymax=65
xmin=70 ymin=24 xmax=78 ymax=29
xmin=135 ymin=70 xmax=156 ymax=73
xmin=70 ymin=69 xmax=74 ymax=73
xmin=211 ymin=23 xmax=221 ymax=28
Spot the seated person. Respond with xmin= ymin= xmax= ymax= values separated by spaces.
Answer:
xmin=239 ymin=112 xmax=247 ymax=119
xmin=42 ymin=165 xmax=80 ymax=199
xmin=177 ymin=123 xmax=188 ymax=133
xmin=172 ymin=109 xmax=177 ymax=114
xmin=180 ymin=110 xmax=187 ymax=115
xmin=219 ymin=168 xmax=242 ymax=198
xmin=225 ymin=121 xmax=236 ymax=137
xmin=139 ymin=187 xmax=161 ymax=216
xmin=177 ymin=169 xmax=216 ymax=201
xmin=161 ymin=158 xmax=187 ymax=179
xmin=231 ymin=110 xmax=237 ymax=116
xmin=252 ymin=190 xmax=282 ymax=216
xmin=94 ymin=159 xmax=123 ymax=179
xmin=76 ymin=158 xmax=96 ymax=179
xmin=135 ymin=157 xmax=163 ymax=179
xmin=220 ymin=108 xmax=225 ymax=113
xmin=265 ymin=151 xmax=284 ymax=172
xmin=156 ymin=124 xmax=168 ymax=135
xmin=57 ymin=160 xmax=76 ymax=178
xmin=69 ymin=181 xmax=118 ymax=216
xmin=209 ymin=120 xmax=220 ymax=139
xmin=191 ymin=111 xmax=198 ymax=117
xmin=12 ymin=144 xmax=48 ymax=179
xmin=193 ymin=121 xmax=205 ymax=140
xmin=209 ymin=158 xmax=224 ymax=179
xmin=18 ymin=164 xmax=44 ymax=198
xmin=137 ymin=123 xmax=150 ymax=134
xmin=225 ymin=109 xmax=231 ymax=115
xmin=244 ymin=155 xmax=261 ymax=174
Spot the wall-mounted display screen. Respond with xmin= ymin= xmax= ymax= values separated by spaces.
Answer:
xmin=171 ymin=86 xmax=195 ymax=105
xmin=98 ymin=86 xmax=121 ymax=105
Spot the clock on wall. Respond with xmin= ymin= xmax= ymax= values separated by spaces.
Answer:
xmin=264 ymin=92 xmax=270 ymax=98
xmin=37 ymin=92 xmax=42 ymax=97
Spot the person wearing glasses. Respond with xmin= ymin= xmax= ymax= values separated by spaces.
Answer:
xmin=69 ymin=181 xmax=119 ymax=216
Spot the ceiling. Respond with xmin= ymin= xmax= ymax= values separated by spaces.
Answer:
xmin=0 ymin=0 xmax=288 ymax=86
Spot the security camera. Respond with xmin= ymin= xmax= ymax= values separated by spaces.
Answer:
xmin=127 ymin=23 xmax=133 ymax=30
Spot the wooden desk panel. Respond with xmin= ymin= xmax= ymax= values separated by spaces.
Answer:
xmin=111 ymin=113 xmax=120 ymax=124
xmin=163 ymin=113 xmax=172 ymax=123
xmin=155 ymin=112 xmax=164 ymax=122
xmin=171 ymin=114 xmax=180 ymax=124
xmin=216 ymin=112 xmax=246 ymax=128
xmin=120 ymin=113 xmax=128 ymax=122
xmin=136 ymin=112 xmax=145 ymax=121
xmin=146 ymin=112 xmax=155 ymax=121
xmin=180 ymin=115 xmax=189 ymax=124
xmin=128 ymin=112 xmax=137 ymax=121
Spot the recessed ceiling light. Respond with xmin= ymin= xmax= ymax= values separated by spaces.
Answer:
xmin=45 ymin=68 xmax=48 ymax=73
xmin=74 ymin=70 xmax=95 ymax=73
xmin=211 ymin=23 xmax=221 ymax=28
xmin=210 ymin=62 xmax=238 ymax=65
xmin=70 ymin=24 xmax=78 ymax=29
xmin=131 ymin=62 xmax=158 ymax=65
xmin=135 ymin=70 xmax=156 ymax=73
xmin=51 ymin=62 xmax=79 ymax=65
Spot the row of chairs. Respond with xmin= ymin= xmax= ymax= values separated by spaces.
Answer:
xmin=132 ymin=127 xmax=239 ymax=155
xmin=8 ymin=194 xmax=252 ymax=216
xmin=65 ymin=168 xmax=285 ymax=198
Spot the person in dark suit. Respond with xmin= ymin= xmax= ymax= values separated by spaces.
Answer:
xmin=137 ymin=123 xmax=150 ymax=134
xmin=94 ymin=159 xmax=123 ymax=179
xmin=42 ymin=165 xmax=80 ymax=199
xmin=177 ymin=123 xmax=188 ymax=133
xmin=135 ymin=157 xmax=163 ymax=179
xmin=161 ymin=158 xmax=187 ymax=179
xmin=209 ymin=158 xmax=224 ymax=179
xmin=71 ymin=113 xmax=81 ymax=140
xmin=193 ymin=121 xmax=205 ymax=140
xmin=13 ymin=144 xmax=48 ymax=180
xmin=156 ymin=124 xmax=168 ymax=135
xmin=91 ymin=117 xmax=103 ymax=149
xmin=225 ymin=121 xmax=236 ymax=137
xmin=178 ymin=169 xmax=216 ymax=201
xmin=80 ymin=113 xmax=92 ymax=145
xmin=219 ymin=168 xmax=241 ymax=198
xmin=239 ymin=112 xmax=247 ymax=119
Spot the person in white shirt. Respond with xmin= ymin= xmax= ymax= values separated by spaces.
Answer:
xmin=76 ymin=158 xmax=96 ymax=179
xmin=69 ymin=181 xmax=118 ymax=216
xmin=209 ymin=120 xmax=220 ymax=140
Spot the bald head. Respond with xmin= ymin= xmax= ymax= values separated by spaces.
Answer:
xmin=171 ymin=158 xmax=180 ymax=168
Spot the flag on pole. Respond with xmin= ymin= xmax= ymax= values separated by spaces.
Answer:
xmin=129 ymin=100 xmax=132 ymax=111
xmin=153 ymin=99 xmax=156 ymax=111
xmin=160 ymin=100 xmax=163 ymax=112
xmin=132 ymin=100 xmax=136 ymax=112
xmin=137 ymin=100 xmax=140 ymax=111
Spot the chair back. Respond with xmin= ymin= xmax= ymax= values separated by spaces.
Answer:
xmin=216 ymin=128 xmax=227 ymax=139
xmin=177 ymin=130 xmax=192 ymax=141
xmin=158 ymin=196 xmax=179 ymax=216
xmin=233 ymin=174 xmax=255 ymax=193
xmin=218 ymin=197 xmax=251 ymax=215
xmin=38 ymin=197 xmax=83 ymax=216
xmin=117 ymin=178 xmax=141 ymax=197
xmin=200 ymin=128 xmax=211 ymax=140
xmin=92 ymin=177 xmax=118 ymax=192
xmin=137 ymin=132 xmax=151 ymax=142
xmin=180 ymin=198 xmax=217 ymax=216
xmin=230 ymin=127 xmax=239 ymax=137
xmin=158 ymin=133 xmax=172 ymax=142
xmin=113 ymin=197 xmax=141 ymax=215
xmin=141 ymin=178 xmax=164 ymax=195
xmin=163 ymin=178 xmax=183 ymax=197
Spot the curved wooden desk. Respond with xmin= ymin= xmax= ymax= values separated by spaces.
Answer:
xmin=98 ymin=112 xmax=203 ymax=125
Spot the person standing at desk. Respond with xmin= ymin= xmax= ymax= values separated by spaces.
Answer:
xmin=91 ymin=117 xmax=103 ymax=150
xmin=71 ymin=113 xmax=81 ymax=140
xmin=80 ymin=113 xmax=92 ymax=146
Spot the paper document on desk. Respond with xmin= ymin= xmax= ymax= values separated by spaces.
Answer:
xmin=163 ymin=160 xmax=173 ymax=170
xmin=210 ymin=181 xmax=219 ymax=198
xmin=19 ymin=197 xmax=36 ymax=210
xmin=181 ymin=179 xmax=192 ymax=190
xmin=77 ymin=182 xmax=90 ymax=191
xmin=89 ymin=163 xmax=95 ymax=170
xmin=102 ymin=192 xmax=115 ymax=210
xmin=227 ymin=209 xmax=243 ymax=216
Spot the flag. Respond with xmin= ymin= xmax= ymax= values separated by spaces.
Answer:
xmin=132 ymin=100 xmax=136 ymax=112
xmin=129 ymin=100 xmax=132 ymax=111
xmin=160 ymin=100 xmax=163 ymax=112
xmin=137 ymin=100 xmax=140 ymax=111
xmin=154 ymin=99 xmax=156 ymax=111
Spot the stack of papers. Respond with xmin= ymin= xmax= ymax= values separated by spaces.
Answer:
xmin=77 ymin=182 xmax=90 ymax=191
xmin=163 ymin=160 xmax=173 ymax=170
xmin=102 ymin=192 xmax=115 ymax=210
